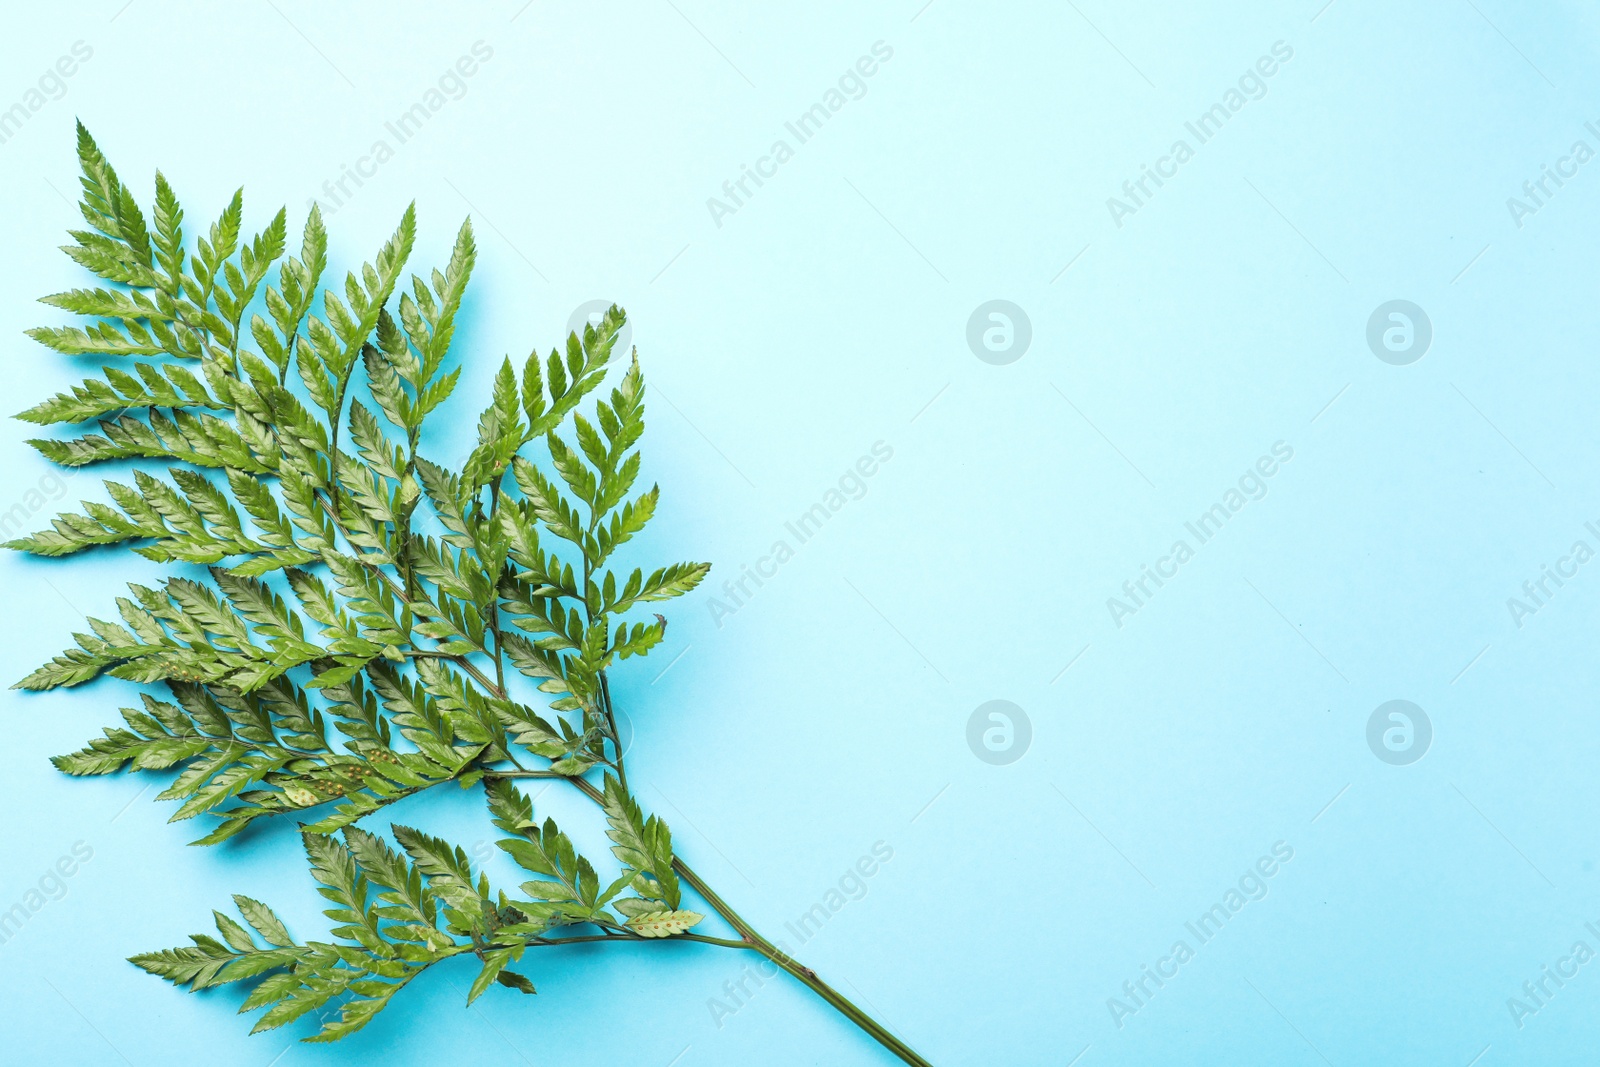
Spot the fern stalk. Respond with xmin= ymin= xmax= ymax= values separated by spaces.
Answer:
xmin=10 ymin=123 xmax=933 ymax=1066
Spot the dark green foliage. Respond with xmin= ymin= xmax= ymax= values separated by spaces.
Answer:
xmin=17 ymin=124 xmax=711 ymax=1042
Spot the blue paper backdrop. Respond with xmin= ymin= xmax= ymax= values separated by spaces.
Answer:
xmin=4 ymin=2 xmax=1600 ymax=1064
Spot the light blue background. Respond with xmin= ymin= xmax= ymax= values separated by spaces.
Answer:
xmin=4 ymin=1 xmax=1600 ymax=1064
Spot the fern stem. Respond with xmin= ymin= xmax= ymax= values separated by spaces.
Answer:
xmin=556 ymin=775 xmax=932 ymax=1066
xmin=482 ymin=769 xmax=567 ymax=780
xmin=598 ymin=671 xmax=628 ymax=795
xmin=677 ymin=858 xmax=931 ymax=1065
xmin=488 ymin=480 xmax=507 ymax=695
xmin=508 ymin=931 xmax=755 ymax=951
xmin=397 ymin=432 xmax=421 ymax=598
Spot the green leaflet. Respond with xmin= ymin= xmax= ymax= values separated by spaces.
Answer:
xmin=625 ymin=909 xmax=706 ymax=938
xmin=468 ymin=947 xmax=535 ymax=1004
xmin=601 ymin=772 xmax=683 ymax=909
xmin=497 ymin=813 xmax=604 ymax=917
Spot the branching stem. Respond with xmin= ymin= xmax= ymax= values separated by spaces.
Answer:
xmin=554 ymin=776 xmax=931 ymax=1066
